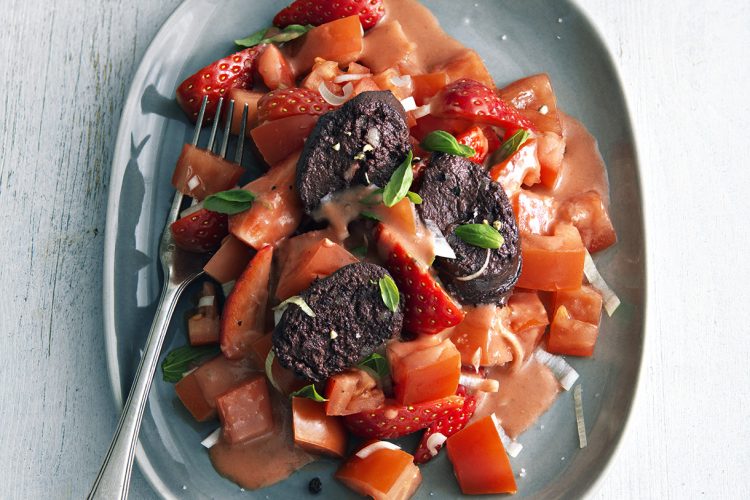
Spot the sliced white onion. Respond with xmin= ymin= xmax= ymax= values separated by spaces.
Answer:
xmin=221 ymin=280 xmax=236 ymax=296
xmin=390 ymin=75 xmax=412 ymax=87
xmin=355 ymin=441 xmax=401 ymax=459
xmin=470 ymin=348 xmax=482 ymax=373
xmin=180 ymin=200 xmax=204 ymax=218
xmin=491 ymin=414 xmax=523 ymax=458
xmin=424 ymin=219 xmax=456 ymax=259
xmin=534 ymin=349 xmax=579 ymax=391
xmin=319 ymin=82 xmax=354 ymax=106
xmin=574 ymin=384 xmax=587 ymax=448
xmin=399 ymin=96 xmax=417 ymax=112
xmin=201 ymin=428 xmax=222 ymax=449
xmin=333 ymin=73 xmax=371 ymax=83
xmin=187 ymin=175 xmax=201 ymax=191
xmin=583 ymin=250 xmax=621 ymax=316
xmin=459 ymin=373 xmax=500 ymax=393
xmin=456 ymin=248 xmax=491 ymax=281
xmin=273 ymin=295 xmax=316 ymax=325
xmin=197 ymin=295 xmax=215 ymax=308
xmin=426 ymin=432 xmax=448 ymax=456
xmin=412 ymin=103 xmax=432 ymax=119
xmin=366 ymin=127 xmax=381 ymax=148
xmin=265 ymin=351 xmax=282 ymax=393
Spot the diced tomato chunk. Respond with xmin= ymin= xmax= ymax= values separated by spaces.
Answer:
xmin=548 ymin=305 xmax=599 ymax=357
xmin=557 ymin=191 xmax=617 ymax=253
xmin=508 ymin=291 xmax=549 ymax=332
xmin=292 ymin=397 xmax=347 ymax=457
xmin=498 ymin=73 xmax=562 ymax=135
xmin=171 ymin=144 xmax=244 ymax=201
xmin=336 ymin=446 xmax=422 ymax=500
xmin=216 ymin=375 xmax=274 ymax=444
xmin=275 ymin=236 xmax=358 ymax=300
xmin=554 ymin=285 xmax=603 ymax=326
xmin=489 ymin=138 xmax=541 ymax=198
xmin=360 ymin=20 xmax=414 ymax=73
xmin=203 ymin=235 xmax=254 ymax=284
xmin=411 ymin=72 xmax=448 ymax=105
xmin=257 ymin=44 xmax=295 ymax=90
xmin=372 ymin=197 xmax=418 ymax=236
xmin=439 ymin=49 xmax=494 ymax=88
xmin=449 ymin=305 xmax=512 ymax=367
xmin=512 ymin=189 xmax=557 ymax=235
xmin=387 ymin=337 xmax=461 ymax=405
xmin=227 ymin=89 xmax=263 ymax=136
xmin=351 ymin=76 xmax=382 ymax=97
xmin=300 ymin=59 xmax=343 ymax=91
xmin=372 ymin=67 xmax=413 ymax=100
xmin=250 ymin=114 xmax=318 ymax=166
xmin=325 ymin=369 xmax=385 ymax=416
xmin=288 ymin=16 xmax=364 ymax=75
xmin=516 ymin=325 xmax=547 ymax=361
xmin=174 ymin=371 xmax=214 ymax=421
xmin=188 ymin=282 xmax=220 ymax=345
xmin=516 ymin=223 xmax=585 ymax=291
xmin=229 ymin=152 xmax=303 ymax=249
xmin=536 ymin=131 xmax=565 ymax=188
xmin=446 ymin=415 xmax=517 ymax=495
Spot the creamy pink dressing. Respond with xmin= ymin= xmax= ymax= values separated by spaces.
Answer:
xmin=312 ymin=185 xmax=375 ymax=242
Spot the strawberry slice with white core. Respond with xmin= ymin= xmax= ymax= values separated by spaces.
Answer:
xmin=413 ymin=386 xmax=477 ymax=464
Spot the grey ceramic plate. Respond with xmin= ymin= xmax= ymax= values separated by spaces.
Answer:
xmin=103 ymin=0 xmax=646 ymax=498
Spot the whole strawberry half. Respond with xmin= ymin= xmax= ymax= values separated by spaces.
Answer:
xmin=257 ymin=87 xmax=334 ymax=124
xmin=176 ymin=45 xmax=266 ymax=122
xmin=431 ymin=79 xmax=536 ymax=133
xmin=413 ymin=387 xmax=477 ymax=464
xmin=376 ymin=224 xmax=465 ymax=335
xmin=273 ymin=0 xmax=385 ymax=30
xmin=170 ymin=208 xmax=228 ymax=253
xmin=343 ymin=395 xmax=465 ymax=439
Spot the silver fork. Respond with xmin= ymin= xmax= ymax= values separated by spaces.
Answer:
xmin=88 ymin=96 xmax=249 ymax=500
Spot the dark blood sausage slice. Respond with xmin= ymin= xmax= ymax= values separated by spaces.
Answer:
xmin=296 ymin=91 xmax=411 ymax=214
xmin=417 ymin=153 xmax=521 ymax=306
xmin=273 ymin=262 xmax=403 ymax=382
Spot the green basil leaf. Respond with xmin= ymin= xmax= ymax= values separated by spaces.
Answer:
xmin=382 ymin=150 xmax=414 ymax=207
xmin=360 ymin=210 xmax=382 ymax=221
xmin=406 ymin=191 xmax=422 ymax=204
xmin=203 ymin=189 xmax=256 ymax=215
xmin=420 ymin=130 xmax=475 ymax=158
xmin=235 ymin=24 xmax=314 ymax=48
xmin=358 ymin=353 xmax=390 ymax=380
xmin=351 ymin=245 xmax=368 ymax=258
xmin=290 ymin=384 xmax=328 ymax=402
xmin=161 ymin=345 xmax=219 ymax=383
xmin=454 ymin=223 xmax=505 ymax=249
xmin=378 ymin=275 xmax=400 ymax=312
xmin=497 ymin=129 xmax=531 ymax=160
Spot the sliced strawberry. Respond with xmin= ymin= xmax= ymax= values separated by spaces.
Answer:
xmin=455 ymin=125 xmax=489 ymax=164
xmin=273 ymin=0 xmax=385 ymax=30
xmin=343 ymin=395 xmax=465 ymax=439
xmin=220 ymin=245 xmax=274 ymax=360
xmin=170 ymin=209 xmax=228 ymax=253
xmin=414 ymin=387 xmax=477 ymax=464
xmin=176 ymin=45 xmax=265 ymax=122
xmin=376 ymin=224 xmax=464 ymax=335
xmin=256 ymin=87 xmax=334 ymax=124
xmin=431 ymin=79 xmax=536 ymax=133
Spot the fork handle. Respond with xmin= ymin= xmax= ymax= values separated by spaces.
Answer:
xmin=88 ymin=282 xmax=186 ymax=500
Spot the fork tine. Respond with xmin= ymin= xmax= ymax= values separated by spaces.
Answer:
xmin=219 ymin=99 xmax=235 ymax=158
xmin=234 ymin=103 xmax=249 ymax=164
xmin=207 ymin=97 xmax=224 ymax=153
xmin=191 ymin=96 xmax=209 ymax=146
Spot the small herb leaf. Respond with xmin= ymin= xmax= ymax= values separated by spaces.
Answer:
xmin=204 ymin=189 xmax=256 ymax=215
xmin=358 ymin=353 xmax=390 ymax=380
xmin=161 ymin=345 xmax=219 ymax=383
xmin=498 ymin=129 xmax=531 ymax=160
xmin=382 ymin=150 xmax=414 ymax=207
xmin=454 ymin=223 xmax=505 ymax=249
xmin=420 ymin=130 xmax=475 ymax=158
xmin=290 ymin=384 xmax=328 ymax=402
xmin=236 ymin=24 xmax=314 ymax=48
xmin=351 ymin=246 xmax=368 ymax=258
xmin=406 ymin=191 xmax=422 ymax=204
xmin=379 ymin=275 xmax=400 ymax=312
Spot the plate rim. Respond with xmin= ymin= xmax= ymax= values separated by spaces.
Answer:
xmin=101 ymin=0 xmax=649 ymax=498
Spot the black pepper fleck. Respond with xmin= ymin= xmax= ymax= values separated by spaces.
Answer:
xmin=308 ymin=477 xmax=322 ymax=495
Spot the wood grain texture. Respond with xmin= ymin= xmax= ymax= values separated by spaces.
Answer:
xmin=0 ymin=0 xmax=748 ymax=499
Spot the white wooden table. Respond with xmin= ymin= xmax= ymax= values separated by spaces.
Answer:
xmin=1 ymin=1 xmax=748 ymax=498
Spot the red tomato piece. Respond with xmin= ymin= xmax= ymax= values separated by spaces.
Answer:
xmin=449 ymin=304 xmax=512 ymax=367
xmin=250 ymin=114 xmax=318 ymax=166
xmin=554 ymin=285 xmax=603 ymax=326
xmin=548 ymin=305 xmax=599 ymax=357
xmin=489 ymin=138 xmax=541 ymax=198
xmin=171 ymin=144 xmax=244 ymax=201
xmin=439 ymin=49 xmax=495 ymax=89
xmin=371 ymin=197 xmax=418 ymax=237
xmin=257 ymin=44 xmax=296 ymax=90
xmin=216 ymin=375 xmax=274 ymax=445
xmin=227 ymin=89 xmax=263 ymax=136
xmin=512 ymin=189 xmax=557 ymax=235
xmin=387 ymin=337 xmax=461 ymax=405
xmin=360 ymin=20 xmax=414 ymax=74
xmin=411 ymin=72 xmax=449 ymax=105
xmin=203 ymin=235 xmax=254 ymax=285
xmin=455 ymin=125 xmax=489 ymax=164
xmin=516 ymin=223 xmax=586 ymax=291
xmin=498 ymin=73 xmax=562 ymax=135
xmin=336 ymin=446 xmax=422 ymax=500
xmin=325 ymin=369 xmax=385 ymax=416
xmin=508 ymin=291 xmax=549 ymax=332
xmin=557 ymin=191 xmax=617 ymax=253
xmin=292 ymin=397 xmax=348 ymax=457
xmin=446 ymin=415 xmax=517 ymax=495
xmin=188 ymin=282 xmax=220 ymax=346
xmin=287 ymin=16 xmax=364 ymax=75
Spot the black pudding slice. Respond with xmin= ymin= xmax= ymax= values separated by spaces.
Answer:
xmin=417 ymin=153 xmax=521 ymax=306
xmin=273 ymin=262 xmax=403 ymax=382
xmin=296 ymin=90 xmax=411 ymax=214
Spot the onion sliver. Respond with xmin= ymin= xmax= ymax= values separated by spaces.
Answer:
xmin=534 ymin=349 xmax=579 ymax=391
xmin=366 ymin=127 xmax=381 ymax=148
xmin=574 ymin=384 xmax=587 ymax=448
xmin=390 ymin=75 xmax=412 ymax=87
xmin=187 ymin=175 xmax=201 ymax=191
xmin=355 ymin=441 xmax=401 ymax=459
xmin=491 ymin=414 xmax=523 ymax=458
xmin=264 ymin=351 xmax=282 ymax=393
xmin=412 ymin=103 xmax=432 ymax=119
xmin=426 ymin=433 xmax=448 ymax=456
xmin=319 ymin=82 xmax=354 ymax=106
xmin=424 ymin=219 xmax=456 ymax=259
xmin=456 ymin=248 xmax=491 ymax=281
xmin=459 ymin=373 xmax=500 ymax=393
xmin=399 ymin=96 xmax=417 ymax=112
xmin=201 ymin=428 xmax=221 ymax=449
xmin=197 ymin=295 xmax=215 ymax=308
xmin=333 ymin=73 xmax=371 ymax=83
xmin=583 ymin=249 xmax=621 ymax=316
